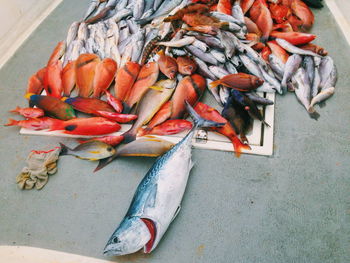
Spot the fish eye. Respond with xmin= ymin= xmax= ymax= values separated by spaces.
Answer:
xmin=107 ymin=147 xmax=113 ymax=152
xmin=188 ymin=66 xmax=193 ymax=70
xmin=113 ymin=237 xmax=120 ymax=243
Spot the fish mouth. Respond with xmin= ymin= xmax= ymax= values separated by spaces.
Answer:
xmin=141 ymin=218 xmax=157 ymax=253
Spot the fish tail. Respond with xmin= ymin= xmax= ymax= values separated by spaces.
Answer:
xmin=4 ymin=118 xmax=19 ymax=126
xmin=185 ymin=101 xmax=225 ymax=129
xmin=9 ymin=106 xmax=20 ymax=114
xmin=59 ymin=142 xmax=71 ymax=156
xmin=209 ymin=80 xmax=221 ymax=90
xmin=231 ymin=137 xmax=251 ymax=157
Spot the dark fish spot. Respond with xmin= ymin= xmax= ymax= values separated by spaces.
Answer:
xmin=65 ymin=125 xmax=77 ymax=131
xmin=47 ymin=86 xmax=52 ymax=94
xmin=107 ymin=147 xmax=113 ymax=152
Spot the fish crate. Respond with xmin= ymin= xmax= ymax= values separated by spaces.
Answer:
xmin=20 ymin=92 xmax=275 ymax=156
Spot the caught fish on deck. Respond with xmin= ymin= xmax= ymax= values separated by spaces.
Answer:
xmin=60 ymin=141 xmax=115 ymax=161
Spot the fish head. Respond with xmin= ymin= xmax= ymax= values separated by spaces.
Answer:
xmin=103 ymin=217 xmax=151 ymax=256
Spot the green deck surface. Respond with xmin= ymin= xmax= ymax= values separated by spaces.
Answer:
xmin=0 ymin=1 xmax=349 ymax=262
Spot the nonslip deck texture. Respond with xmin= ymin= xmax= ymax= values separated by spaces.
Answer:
xmin=0 ymin=0 xmax=349 ymax=262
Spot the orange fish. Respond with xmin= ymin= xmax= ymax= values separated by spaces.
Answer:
xmin=47 ymin=41 xmax=65 ymax=66
xmin=5 ymin=117 xmax=63 ymax=130
xmin=10 ymin=106 xmax=44 ymax=118
xmin=105 ymin=90 xmax=123 ymax=113
xmin=96 ymin=111 xmax=138 ymax=123
xmin=194 ymin=102 xmax=250 ymax=157
xmin=269 ymin=3 xmax=292 ymax=24
xmin=62 ymin=60 xmax=77 ymax=97
xmin=244 ymin=17 xmax=262 ymax=36
xmin=250 ymin=0 xmax=273 ymax=42
xmin=267 ymin=40 xmax=289 ymax=64
xmin=26 ymin=67 xmax=46 ymax=95
xmin=299 ymin=43 xmax=328 ymax=56
xmin=261 ymin=46 xmax=272 ymax=61
xmin=241 ymin=0 xmax=255 ymax=14
xmin=272 ymin=21 xmax=294 ymax=32
xmin=290 ymin=0 xmax=314 ymax=30
xmin=75 ymin=53 xmax=101 ymax=97
xmin=252 ymin=42 xmax=265 ymax=52
xmin=270 ymin=31 xmax=316 ymax=45
xmin=124 ymin=62 xmax=159 ymax=111
xmin=210 ymin=73 xmax=264 ymax=91
xmin=170 ymin=74 xmax=206 ymax=119
xmin=114 ymin=61 xmax=140 ymax=102
xmin=43 ymin=60 xmax=63 ymax=98
xmin=157 ymin=50 xmax=178 ymax=79
xmin=138 ymin=119 xmax=193 ymax=137
xmin=77 ymin=135 xmax=124 ymax=146
xmin=176 ymin=56 xmax=197 ymax=75
xmin=186 ymin=25 xmax=220 ymax=35
xmin=92 ymin=58 xmax=118 ymax=98
xmin=146 ymin=101 xmax=173 ymax=130
xmin=63 ymin=97 xmax=115 ymax=115
xmin=164 ymin=3 xmax=209 ymax=22
xmin=287 ymin=15 xmax=303 ymax=31
xmin=182 ymin=13 xmax=220 ymax=27
xmin=217 ymin=0 xmax=232 ymax=15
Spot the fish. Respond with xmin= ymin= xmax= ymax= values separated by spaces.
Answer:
xmin=26 ymin=67 xmax=46 ymax=95
xmin=50 ymin=117 xmax=121 ymax=135
xmin=43 ymin=60 xmax=63 ymax=98
xmin=311 ymin=58 xmax=321 ymax=98
xmin=114 ymin=61 xmax=141 ymax=102
xmin=299 ymin=43 xmax=328 ymax=57
xmin=83 ymin=0 xmax=99 ymax=20
xmin=164 ymin=3 xmax=209 ymax=22
xmin=133 ymin=0 xmax=145 ymax=20
xmin=269 ymin=3 xmax=292 ymax=24
xmin=123 ymin=79 xmax=177 ymax=142
xmin=176 ymin=56 xmax=197 ymax=75
xmin=225 ymin=61 xmax=238 ymax=75
xmin=281 ymin=54 xmax=303 ymax=93
xmin=86 ymin=6 xmax=113 ymax=24
xmin=10 ymin=106 xmax=44 ymax=118
xmin=26 ymin=94 xmax=76 ymax=120
xmin=63 ymin=97 xmax=115 ymax=115
xmin=270 ymin=31 xmax=316 ymax=46
xmin=77 ymin=23 xmax=89 ymax=41
xmin=261 ymin=46 xmax=272 ymax=61
xmin=210 ymin=12 xmax=242 ymax=26
xmin=319 ymin=56 xmax=336 ymax=90
xmin=138 ymin=119 xmax=193 ymax=136
xmin=96 ymin=111 xmax=138 ymax=123
xmin=192 ymin=34 xmax=224 ymax=50
xmin=185 ymin=45 xmax=217 ymax=65
xmin=105 ymin=90 xmax=123 ymax=113
xmin=209 ymin=49 xmax=226 ymax=64
xmin=62 ymin=60 xmax=77 ymax=97
xmin=217 ymin=0 xmax=232 ymax=15
xmin=246 ymin=92 xmax=274 ymax=105
xmin=290 ymin=0 xmax=314 ymax=30
xmin=157 ymin=37 xmax=196 ymax=47
xmin=5 ymin=117 xmax=63 ymax=130
xmin=76 ymin=54 xmax=101 ymax=97
xmin=267 ymin=40 xmax=289 ymax=64
xmin=170 ymin=74 xmax=206 ymax=119
xmin=92 ymin=58 xmax=118 ymax=98
xmin=232 ymin=2 xmax=246 ymax=27
xmin=238 ymin=54 xmax=263 ymax=79
xmin=186 ymin=25 xmax=221 ymax=35
xmin=59 ymin=141 xmax=115 ymax=161
xmin=210 ymin=73 xmax=264 ymax=92
xmin=240 ymin=0 xmax=255 ymax=14
xmin=47 ymin=41 xmax=66 ymax=66
xmin=249 ymin=0 xmax=273 ymax=42
xmin=209 ymin=66 xmax=229 ymax=79
xmin=303 ymin=56 xmax=315 ymax=89
xmin=192 ymin=39 xmax=210 ymax=52
xmin=308 ymin=87 xmax=335 ymax=112
xmin=275 ymin=38 xmax=321 ymax=57
xmin=268 ymin=54 xmax=285 ymax=79
xmin=193 ymin=57 xmax=216 ymax=80
xmin=244 ymin=16 xmax=261 ymax=35
xmin=157 ymin=50 xmax=178 ymax=79
xmin=195 ymin=102 xmax=250 ymax=156
xmin=103 ymin=102 xmax=224 ymax=256
xmin=77 ymin=135 xmax=124 ymax=146
xmin=125 ymin=62 xmax=160 ymax=111
xmin=145 ymin=101 xmax=173 ymax=130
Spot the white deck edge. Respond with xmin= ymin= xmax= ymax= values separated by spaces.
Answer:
xmin=0 ymin=0 xmax=64 ymax=69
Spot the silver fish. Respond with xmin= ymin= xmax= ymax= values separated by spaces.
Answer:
xmin=127 ymin=19 xmax=141 ymax=34
xmin=210 ymin=11 xmax=243 ymax=26
xmin=159 ymin=22 xmax=172 ymax=40
xmin=95 ymin=1 xmax=107 ymax=15
xmin=106 ymin=0 xmax=118 ymax=8
xmin=170 ymin=48 xmax=187 ymax=57
xmin=303 ymin=56 xmax=315 ymax=86
xmin=227 ymin=22 xmax=242 ymax=33
xmin=192 ymin=35 xmax=224 ymax=50
xmin=246 ymin=92 xmax=274 ymax=105
xmin=116 ymin=0 xmax=128 ymax=11
xmin=225 ymin=61 xmax=238 ymax=74
xmin=118 ymin=20 xmax=130 ymax=43
xmin=194 ymin=57 xmax=217 ymax=80
xmin=77 ymin=23 xmax=88 ymax=42
xmin=281 ymin=54 xmax=302 ymax=93
xmin=186 ymin=45 xmax=217 ymax=65
xmin=322 ymin=65 xmax=337 ymax=90
xmin=138 ymin=0 xmax=183 ymax=24
xmin=103 ymin=103 xmax=224 ymax=256
xmin=70 ymin=39 xmax=84 ymax=61
xmin=153 ymin=0 xmax=163 ymax=11
xmin=131 ymin=31 xmax=145 ymax=62
xmin=276 ymin=38 xmax=321 ymax=57
xmin=218 ymin=31 xmax=236 ymax=59
xmin=210 ymin=49 xmax=226 ymax=64
xmin=120 ymin=42 xmax=134 ymax=67
xmin=209 ymin=66 xmax=229 ymax=79
xmin=231 ymin=55 xmax=241 ymax=67
xmin=157 ymin=37 xmax=196 ymax=47
xmin=319 ymin=56 xmax=336 ymax=89
xmin=141 ymin=8 xmax=154 ymax=19
xmin=308 ymin=87 xmax=335 ymax=113
xmin=219 ymin=86 xmax=230 ymax=105
xmin=85 ymin=38 xmax=96 ymax=54
xmin=133 ymin=0 xmax=145 ymax=19
xmin=144 ymin=0 xmax=155 ymax=12
xmin=232 ymin=2 xmax=247 ymax=32
xmin=268 ymin=54 xmax=285 ymax=79
xmin=238 ymin=54 xmax=263 ymax=78
xmin=311 ymin=64 xmax=321 ymax=98
xmin=66 ymin=21 xmax=80 ymax=47
xmin=110 ymin=44 xmax=121 ymax=65
xmin=258 ymin=65 xmax=283 ymax=94
xmin=60 ymin=141 xmax=115 ymax=161
xmin=206 ymin=79 xmax=222 ymax=106
xmin=192 ymin=39 xmax=210 ymax=52
xmin=256 ymin=82 xmax=276 ymax=93
xmin=83 ymin=0 xmax=99 ymax=21
xmin=111 ymin=8 xmax=132 ymax=23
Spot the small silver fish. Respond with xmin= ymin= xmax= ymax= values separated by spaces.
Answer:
xmin=258 ymin=65 xmax=283 ymax=94
xmin=66 ymin=21 xmax=80 ymax=47
xmin=319 ymin=56 xmax=336 ymax=89
xmin=137 ymin=0 xmax=183 ymax=24
xmin=118 ymin=20 xmax=130 ymax=44
xmin=60 ymin=141 xmax=115 ymax=161
xmin=308 ymin=87 xmax=335 ymax=113
xmin=268 ymin=54 xmax=285 ymax=79
xmin=209 ymin=66 xmax=229 ymax=79
xmin=133 ymin=0 xmax=145 ymax=20
xmin=111 ymin=8 xmax=132 ymax=23
xmin=77 ymin=23 xmax=88 ymax=42
xmin=210 ymin=11 xmax=243 ymax=26
xmin=157 ymin=37 xmax=196 ymax=47
xmin=192 ymin=39 xmax=210 ymax=52
xmin=110 ymin=44 xmax=121 ymax=65
xmin=185 ymin=45 xmax=217 ymax=65
xmin=219 ymin=86 xmax=230 ymax=105
xmin=281 ymin=54 xmax=302 ymax=92
xmin=238 ymin=54 xmax=263 ymax=78
xmin=194 ymin=57 xmax=217 ymax=80
xmin=206 ymin=78 xmax=222 ymax=106
xmin=276 ymin=38 xmax=321 ymax=57
xmin=225 ymin=61 xmax=238 ymax=74
xmin=83 ymin=0 xmax=99 ymax=21
xmin=210 ymin=49 xmax=226 ymax=64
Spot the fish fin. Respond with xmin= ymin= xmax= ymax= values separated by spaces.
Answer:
xmin=185 ymin=101 xmax=225 ymax=129
xmin=145 ymin=184 xmax=158 ymax=209
xmin=4 ymin=118 xmax=19 ymax=126
xmin=231 ymin=137 xmax=251 ymax=158
xmin=94 ymin=154 xmax=117 ymax=172
xmin=9 ymin=106 xmax=20 ymax=114
xmin=149 ymin=85 xmax=164 ymax=91
xmin=209 ymin=80 xmax=221 ymax=89
xmin=59 ymin=142 xmax=72 ymax=156
xmin=171 ymin=206 xmax=181 ymax=223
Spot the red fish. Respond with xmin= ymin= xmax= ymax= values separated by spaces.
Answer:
xmin=299 ymin=43 xmax=328 ymax=56
xmin=210 ymin=73 xmax=264 ymax=91
xmin=10 ymin=106 xmax=44 ymax=118
xmin=43 ymin=60 xmax=63 ymax=98
xmin=47 ymin=41 xmax=65 ymax=66
xmin=105 ymin=90 xmax=123 ymax=113
xmin=270 ymin=31 xmax=316 ymax=45
xmin=138 ymin=119 xmax=193 ymax=136
xmin=164 ymin=3 xmax=209 ymax=22
xmin=176 ymin=56 xmax=197 ymax=75
xmin=157 ymin=50 xmax=178 ymax=79
xmin=272 ymin=21 xmax=294 ymax=32
xmin=26 ymin=69 xmax=45 ymax=95
xmin=26 ymin=94 xmax=76 ymax=120
xmin=287 ymin=15 xmax=303 ymax=31
xmin=194 ymin=102 xmax=250 ymax=157
xmin=290 ymin=0 xmax=314 ymax=30
xmin=170 ymin=74 xmax=206 ymax=119
xmin=76 ymin=53 xmax=101 ymax=97
xmin=114 ymin=61 xmax=140 ymax=102
xmin=5 ymin=117 xmax=63 ymax=130
xmin=92 ymin=58 xmax=118 ymax=98
xmin=244 ymin=17 xmax=262 ymax=35
xmin=146 ymin=101 xmax=172 ymax=130
xmin=269 ymin=3 xmax=291 ymax=24
xmin=252 ymin=42 xmax=266 ymax=51
xmin=241 ymin=0 xmax=255 ymax=14
xmin=249 ymin=0 xmax=273 ymax=42
xmin=77 ymin=135 xmax=124 ymax=146
xmin=217 ymin=0 xmax=232 ymax=15
xmin=50 ymin=117 xmax=121 ymax=135
xmin=261 ymin=46 xmax=272 ymax=61
xmin=182 ymin=13 xmax=221 ymax=27
xmin=62 ymin=60 xmax=76 ymax=97
xmin=63 ymin=97 xmax=115 ymax=115
xmin=125 ymin=62 xmax=159 ymax=110
xmin=96 ymin=111 xmax=138 ymax=123
xmin=267 ymin=40 xmax=289 ymax=64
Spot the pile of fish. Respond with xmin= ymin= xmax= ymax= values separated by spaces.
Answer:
xmin=5 ymin=0 xmax=338 ymax=256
